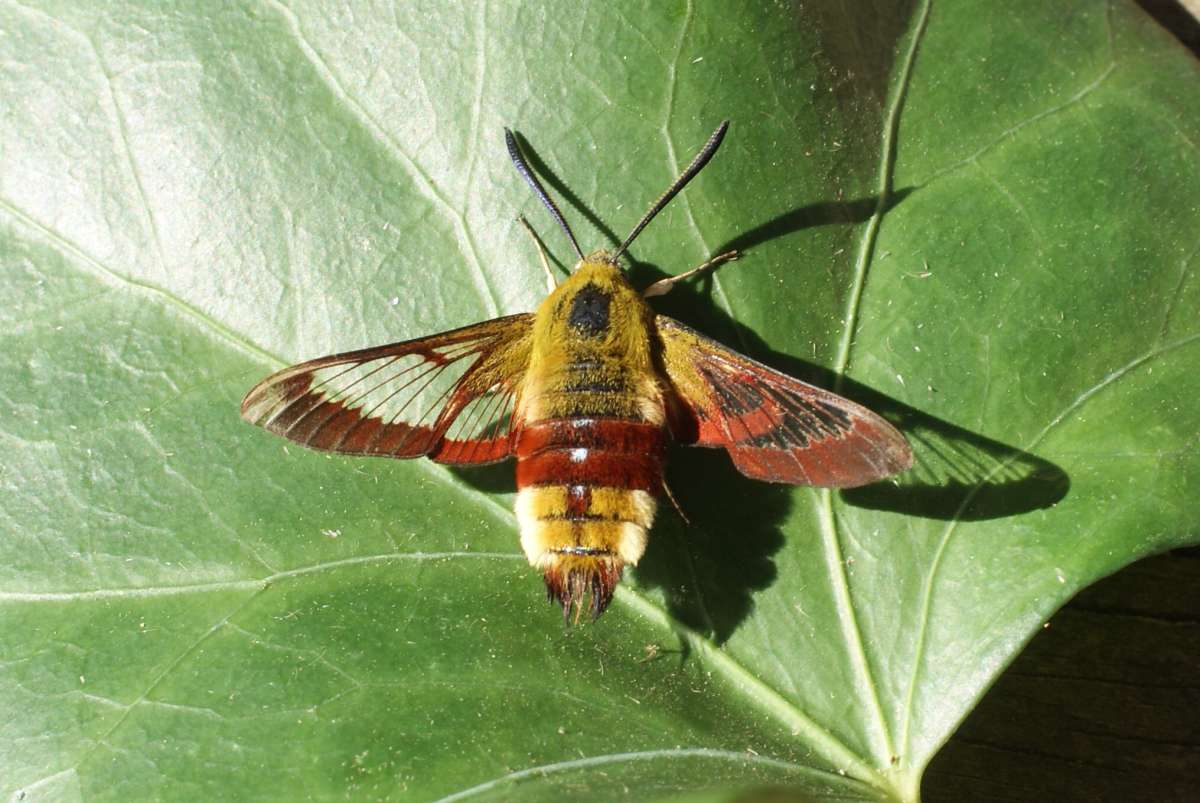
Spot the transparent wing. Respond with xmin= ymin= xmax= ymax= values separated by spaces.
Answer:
xmin=656 ymin=315 xmax=912 ymax=487
xmin=241 ymin=314 xmax=533 ymax=465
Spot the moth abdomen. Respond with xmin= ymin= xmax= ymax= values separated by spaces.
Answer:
xmin=514 ymin=417 xmax=663 ymax=618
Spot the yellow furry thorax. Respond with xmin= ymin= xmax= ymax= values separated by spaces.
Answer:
xmin=519 ymin=254 xmax=664 ymax=425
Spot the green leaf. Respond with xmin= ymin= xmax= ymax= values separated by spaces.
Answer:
xmin=2 ymin=1 xmax=1196 ymax=800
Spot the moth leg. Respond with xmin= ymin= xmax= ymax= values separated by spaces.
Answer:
xmin=516 ymin=215 xmax=564 ymax=292
xmin=660 ymin=477 xmax=691 ymax=526
xmin=642 ymin=250 xmax=741 ymax=298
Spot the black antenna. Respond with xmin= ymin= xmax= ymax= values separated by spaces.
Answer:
xmin=613 ymin=120 xmax=729 ymax=262
xmin=504 ymin=129 xmax=584 ymax=261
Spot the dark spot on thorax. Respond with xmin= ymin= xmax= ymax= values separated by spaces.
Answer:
xmin=567 ymin=284 xmax=611 ymax=337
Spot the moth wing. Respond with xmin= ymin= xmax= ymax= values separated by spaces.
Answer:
xmin=656 ymin=315 xmax=912 ymax=487
xmin=241 ymin=314 xmax=534 ymax=465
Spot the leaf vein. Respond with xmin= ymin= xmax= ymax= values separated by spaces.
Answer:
xmin=0 ymin=197 xmax=280 ymax=367
xmin=660 ymin=0 xmax=745 ymax=352
xmin=65 ymin=588 xmax=270 ymax=785
xmin=431 ymin=747 xmax=860 ymax=803
xmin=0 ymin=551 xmax=523 ymax=602
xmin=1158 ymin=238 xmax=1200 ymax=345
xmin=83 ymin=32 xmax=171 ymax=282
xmin=262 ymin=0 xmax=501 ymax=318
xmin=921 ymin=61 xmax=1116 ymax=188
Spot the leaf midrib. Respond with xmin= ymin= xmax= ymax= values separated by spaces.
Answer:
xmin=812 ymin=0 xmax=933 ymax=781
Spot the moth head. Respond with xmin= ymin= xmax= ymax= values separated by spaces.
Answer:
xmin=540 ymin=259 xmax=647 ymax=346
xmin=503 ymin=122 xmax=730 ymax=272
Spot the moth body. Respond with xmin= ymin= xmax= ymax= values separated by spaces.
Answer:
xmin=514 ymin=255 xmax=665 ymax=617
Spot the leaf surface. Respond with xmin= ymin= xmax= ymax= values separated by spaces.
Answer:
xmin=1 ymin=1 xmax=1197 ymax=800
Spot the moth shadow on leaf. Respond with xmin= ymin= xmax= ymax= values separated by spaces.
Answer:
xmin=736 ymin=337 xmax=1073 ymax=523
xmin=509 ymin=129 xmax=917 ymax=259
xmin=622 ymin=265 xmax=1069 ymax=643
xmin=635 ymin=445 xmax=790 ymax=644
xmin=640 ymin=268 xmax=1072 ymax=525
xmin=448 ymin=460 xmax=514 ymax=495
xmin=453 ymin=147 xmax=1067 ymax=640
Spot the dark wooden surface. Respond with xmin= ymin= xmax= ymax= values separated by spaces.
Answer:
xmin=924 ymin=548 xmax=1200 ymax=803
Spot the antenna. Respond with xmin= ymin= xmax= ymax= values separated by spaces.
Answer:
xmin=613 ymin=120 xmax=729 ymax=261
xmin=504 ymin=129 xmax=584 ymax=261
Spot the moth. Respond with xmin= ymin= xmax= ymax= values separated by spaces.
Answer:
xmin=241 ymin=121 xmax=913 ymax=621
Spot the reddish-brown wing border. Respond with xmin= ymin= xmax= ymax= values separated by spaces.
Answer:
xmin=656 ymin=315 xmax=912 ymax=487
xmin=241 ymin=314 xmax=533 ymax=465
